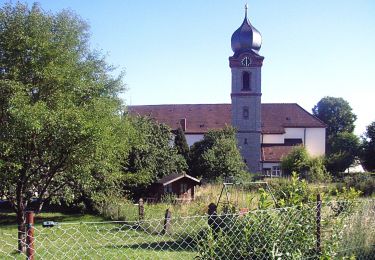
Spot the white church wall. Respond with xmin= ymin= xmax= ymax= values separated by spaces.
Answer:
xmin=305 ymin=128 xmax=325 ymax=157
xmin=185 ymin=134 xmax=204 ymax=147
xmin=284 ymin=128 xmax=305 ymax=140
xmin=262 ymin=134 xmax=284 ymax=144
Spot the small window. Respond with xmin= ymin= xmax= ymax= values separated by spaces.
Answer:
xmin=243 ymin=107 xmax=249 ymax=119
xmin=164 ymin=184 xmax=172 ymax=193
xmin=180 ymin=183 xmax=188 ymax=193
xmin=242 ymin=71 xmax=251 ymax=90
xmin=263 ymin=168 xmax=271 ymax=176
xmin=244 ymin=138 xmax=248 ymax=144
xmin=272 ymin=166 xmax=282 ymax=176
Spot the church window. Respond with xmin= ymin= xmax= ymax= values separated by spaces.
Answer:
xmin=243 ymin=106 xmax=249 ymax=119
xmin=242 ymin=71 xmax=251 ymax=90
xmin=244 ymin=138 xmax=248 ymax=144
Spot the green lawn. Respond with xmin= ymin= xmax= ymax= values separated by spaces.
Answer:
xmin=0 ymin=212 xmax=203 ymax=259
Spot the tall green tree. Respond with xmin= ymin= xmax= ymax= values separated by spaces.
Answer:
xmin=121 ymin=116 xmax=187 ymax=197
xmin=312 ymin=96 xmax=357 ymax=142
xmin=326 ymin=132 xmax=360 ymax=173
xmin=360 ymin=121 xmax=375 ymax=172
xmin=189 ymin=127 xmax=247 ymax=181
xmin=174 ymin=127 xmax=190 ymax=161
xmin=312 ymin=97 xmax=359 ymax=173
xmin=0 ymin=3 xmax=126 ymax=252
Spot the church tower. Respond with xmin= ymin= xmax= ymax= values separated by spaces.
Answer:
xmin=230 ymin=5 xmax=264 ymax=173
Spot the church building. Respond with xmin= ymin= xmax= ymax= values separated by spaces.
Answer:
xmin=129 ymin=7 xmax=326 ymax=176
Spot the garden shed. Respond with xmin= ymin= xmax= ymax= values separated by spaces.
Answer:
xmin=146 ymin=173 xmax=201 ymax=202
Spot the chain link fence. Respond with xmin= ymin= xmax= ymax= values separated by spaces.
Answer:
xmin=1 ymin=199 xmax=374 ymax=259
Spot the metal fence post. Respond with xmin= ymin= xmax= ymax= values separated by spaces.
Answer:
xmin=26 ymin=211 xmax=35 ymax=260
xmin=316 ymin=193 xmax=322 ymax=255
xmin=138 ymin=198 xmax=144 ymax=221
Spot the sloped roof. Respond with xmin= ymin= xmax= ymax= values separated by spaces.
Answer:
xmin=157 ymin=173 xmax=200 ymax=186
xmin=127 ymin=103 xmax=325 ymax=134
xmin=261 ymin=144 xmax=297 ymax=162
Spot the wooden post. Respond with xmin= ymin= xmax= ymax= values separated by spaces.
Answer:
xmin=26 ymin=211 xmax=35 ymax=260
xmin=138 ymin=198 xmax=144 ymax=221
xmin=163 ymin=209 xmax=172 ymax=234
xmin=316 ymin=193 xmax=322 ymax=255
xmin=208 ymin=203 xmax=219 ymax=238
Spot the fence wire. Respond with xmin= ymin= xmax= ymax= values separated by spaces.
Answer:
xmin=0 ymin=199 xmax=374 ymax=259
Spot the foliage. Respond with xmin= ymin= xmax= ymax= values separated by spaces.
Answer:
xmin=312 ymin=96 xmax=357 ymax=142
xmin=120 ymin=116 xmax=187 ymax=196
xmin=308 ymin=156 xmax=331 ymax=182
xmin=335 ymin=172 xmax=375 ymax=197
xmin=197 ymin=173 xmax=366 ymax=259
xmin=174 ymin=127 xmax=190 ymax=161
xmin=281 ymin=146 xmax=310 ymax=175
xmin=326 ymin=132 xmax=360 ymax=174
xmin=0 ymin=2 xmax=127 ymax=251
xmin=272 ymin=172 xmax=315 ymax=207
xmin=360 ymin=121 xmax=375 ymax=172
xmin=281 ymin=146 xmax=329 ymax=182
xmin=312 ymin=96 xmax=360 ymax=174
xmin=189 ymin=127 xmax=247 ymax=181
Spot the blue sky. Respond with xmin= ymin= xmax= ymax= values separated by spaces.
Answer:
xmin=9 ymin=0 xmax=375 ymax=135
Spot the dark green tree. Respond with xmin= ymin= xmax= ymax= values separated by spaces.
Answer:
xmin=312 ymin=97 xmax=357 ymax=142
xmin=326 ymin=132 xmax=360 ymax=173
xmin=312 ymin=97 xmax=359 ymax=174
xmin=0 ymin=3 xmax=126 ymax=252
xmin=174 ymin=127 xmax=190 ymax=161
xmin=189 ymin=127 xmax=247 ymax=181
xmin=360 ymin=121 xmax=375 ymax=172
xmin=121 ymin=116 xmax=187 ymax=196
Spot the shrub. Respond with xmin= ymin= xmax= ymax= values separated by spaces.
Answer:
xmin=338 ymin=172 xmax=375 ymax=197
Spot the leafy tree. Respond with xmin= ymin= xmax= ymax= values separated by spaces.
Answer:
xmin=281 ymin=146 xmax=310 ymax=176
xmin=189 ymin=127 xmax=247 ymax=181
xmin=360 ymin=121 xmax=375 ymax=172
xmin=174 ymin=127 xmax=190 ymax=161
xmin=312 ymin=97 xmax=359 ymax=173
xmin=312 ymin=96 xmax=357 ymax=142
xmin=121 ymin=116 xmax=187 ymax=196
xmin=326 ymin=132 xmax=360 ymax=173
xmin=0 ymin=3 xmax=126 ymax=252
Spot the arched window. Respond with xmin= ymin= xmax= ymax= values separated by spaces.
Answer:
xmin=242 ymin=71 xmax=251 ymax=90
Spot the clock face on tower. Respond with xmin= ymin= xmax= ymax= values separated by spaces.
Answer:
xmin=241 ymin=56 xmax=252 ymax=67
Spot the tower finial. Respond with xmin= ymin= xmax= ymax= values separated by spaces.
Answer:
xmin=245 ymin=3 xmax=248 ymax=18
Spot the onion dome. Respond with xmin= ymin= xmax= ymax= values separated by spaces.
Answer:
xmin=231 ymin=5 xmax=262 ymax=54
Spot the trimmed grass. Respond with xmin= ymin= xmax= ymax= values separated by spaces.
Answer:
xmin=0 ymin=212 xmax=201 ymax=259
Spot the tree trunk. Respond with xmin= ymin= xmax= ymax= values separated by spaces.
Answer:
xmin=16 ymin=208 xmax=26 ymax=254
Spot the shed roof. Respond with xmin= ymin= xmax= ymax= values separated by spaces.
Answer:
xmin=157 ymin=173 xmax=201 ymax=186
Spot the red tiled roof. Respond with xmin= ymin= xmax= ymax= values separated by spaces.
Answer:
xmin=127 ymin=103 xmax=325 ymax=134
xmin=261 ymin=144 xmax=297 ymax=162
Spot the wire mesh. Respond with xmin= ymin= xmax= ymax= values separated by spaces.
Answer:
xmin=0 ymin=199 xmax=374 ymax=259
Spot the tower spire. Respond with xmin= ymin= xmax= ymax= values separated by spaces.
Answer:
xmin=245 ymin=3 xmax=248 ymax=18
